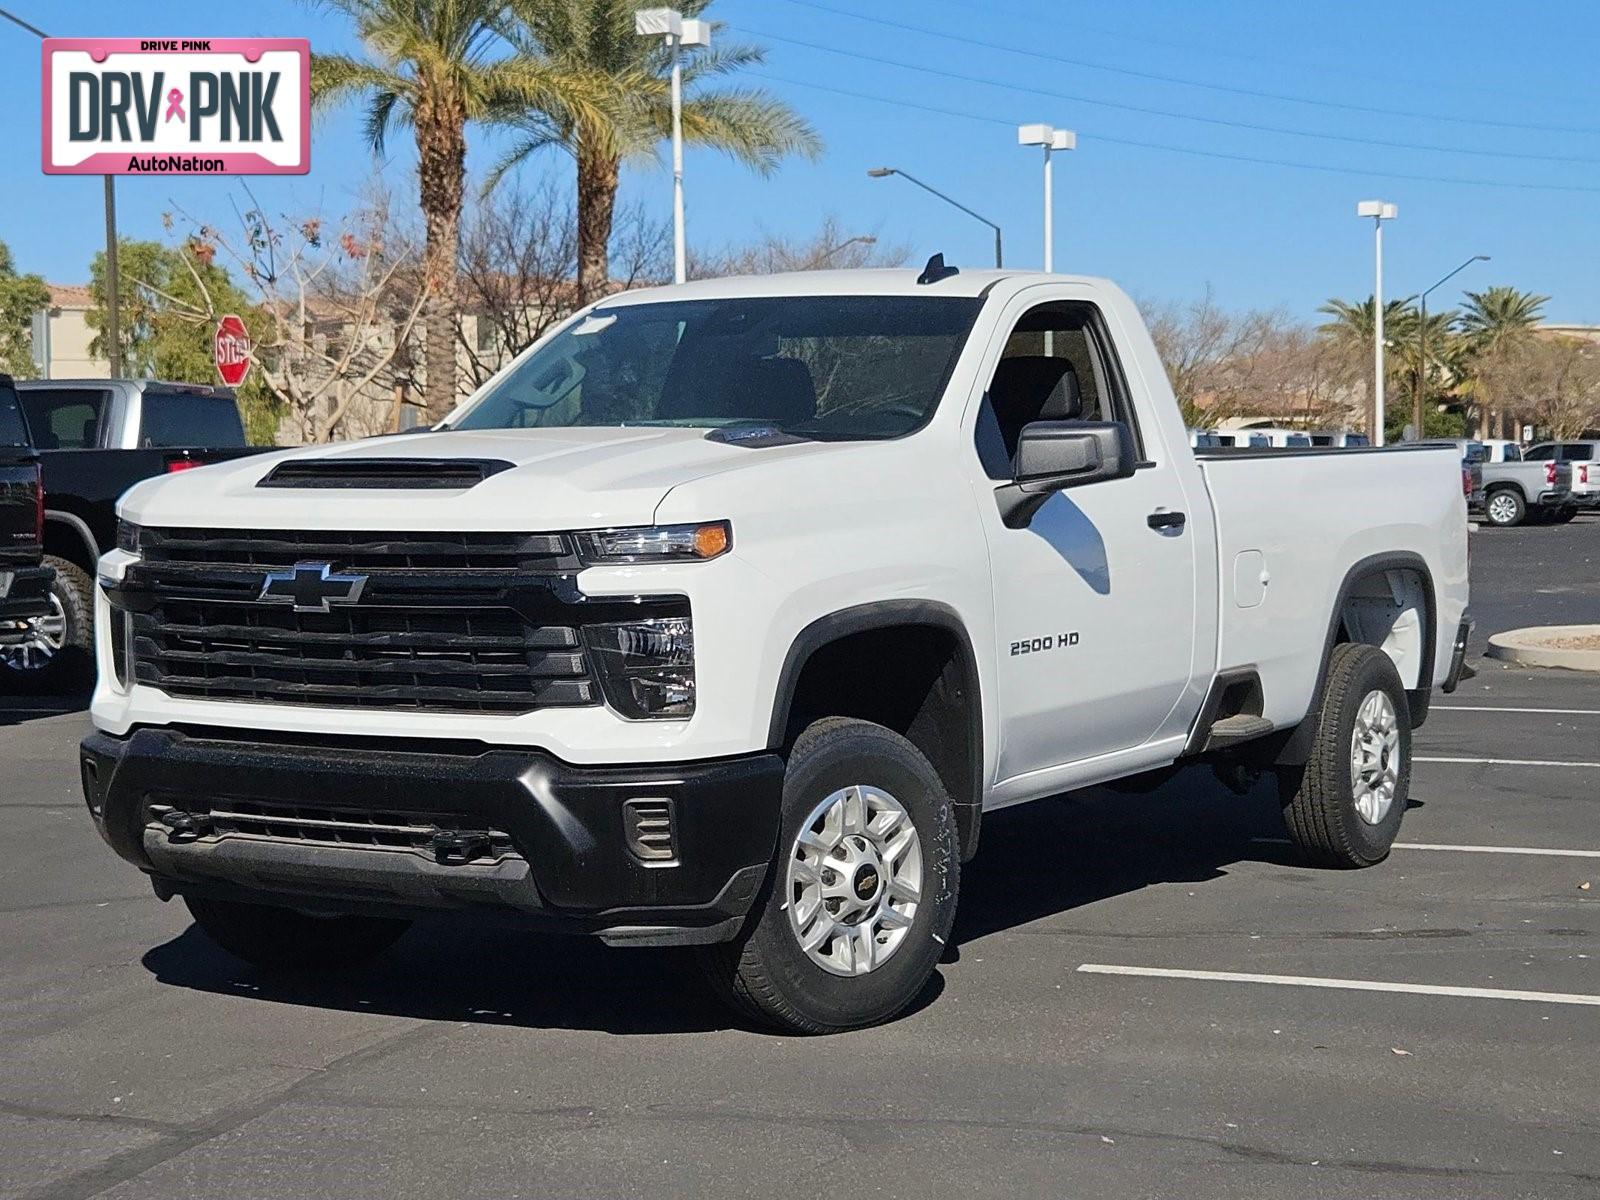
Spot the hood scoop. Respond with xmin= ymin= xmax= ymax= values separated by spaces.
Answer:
xmin=258 ymin=457 xmax=515 ymax=490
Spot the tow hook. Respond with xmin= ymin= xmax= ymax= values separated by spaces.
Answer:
xmin=430 ymin=830 xmax=492 ymax=865
xmin=158 ymin=809 xmax=213 ymax=844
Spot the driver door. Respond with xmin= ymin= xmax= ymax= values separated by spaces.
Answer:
xmin=971 ymin=293 xmax=1198 ymax=783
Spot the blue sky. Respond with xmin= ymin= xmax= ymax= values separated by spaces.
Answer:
xmin=3 ymin=0 xmax=1598 ymax=323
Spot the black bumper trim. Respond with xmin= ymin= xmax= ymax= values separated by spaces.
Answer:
xmin=81 ymin=727 xmax=784 ymax=943
xmin=0 ymin=564 xmax=54 ymax=628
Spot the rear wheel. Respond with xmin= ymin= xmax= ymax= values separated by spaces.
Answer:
xmin=0 ymin=556 xmax=94 ymax=694
xmin=185 ymin=896 xmax=411 ymax=971
xmin=698 ymin=718 xmax=959 ymax=1033
xmin=1483 ymin=488 xmax=1525 ymax=527
xmin=1278 ymin=644 xmax=1411 ymax=868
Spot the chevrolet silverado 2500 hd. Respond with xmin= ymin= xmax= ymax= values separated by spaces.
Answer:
xmin=81 ymin=267 xmax=1471 ymax=1033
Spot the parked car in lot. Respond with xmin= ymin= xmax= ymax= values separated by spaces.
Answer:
xmin=0 ymin=375 xmax=54 ymax=653
xmin=1308 ymin=431 xmax=1372 ymax=448
xmin=1523 ymin=440 xmax=1599 ymax=511
xmin=81 ymin=267 xmax=1471 ymax=1032
xmin=6 ymin=379 xmax=267 ymax=691
xmin=1422 ymin=438 xmax=1572 ymax=527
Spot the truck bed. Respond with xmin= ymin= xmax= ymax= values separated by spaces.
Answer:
xmin=1195 ymin=444 xmax=1470 ymax=730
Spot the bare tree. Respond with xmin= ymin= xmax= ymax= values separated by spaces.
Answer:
xmin=1143 ymin=288 xmax=1362 ymax=429
xmin=1478 ymin=336 xmax=1600 ymax=440
xmin=690 ymin=217 xmax=908 ymax=278
xmin=165 ymin=187 xmax=427 ymax=443
xmin=456 ymin=183 xmax=670 ymax=389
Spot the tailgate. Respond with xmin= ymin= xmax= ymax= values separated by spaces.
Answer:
xmin=0 ymin=378 xmax=40 ymax=560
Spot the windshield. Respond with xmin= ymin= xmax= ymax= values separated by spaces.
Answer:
xmin=451 ymin=295 xmax=982 ymax=441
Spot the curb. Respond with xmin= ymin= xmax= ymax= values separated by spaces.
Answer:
xmin=1485 ymin=625 xmax=1600 ymax=672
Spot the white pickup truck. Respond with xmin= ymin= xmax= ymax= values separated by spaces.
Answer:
xmin=81 ymin=264 xmax=1470 ymax=1032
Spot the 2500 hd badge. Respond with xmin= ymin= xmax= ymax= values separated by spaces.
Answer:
xmin=1010 ymin=632 xmax=1080 ymax=656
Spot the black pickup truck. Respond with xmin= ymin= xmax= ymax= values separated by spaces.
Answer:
xmin=4 ymin=379 xmax=267 ymax=691
xmin=0 ymin=375 xmax=53 ymax=654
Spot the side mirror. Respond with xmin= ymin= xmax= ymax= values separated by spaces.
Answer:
xmin=998 ymin=420 xmax=1136 ymax=528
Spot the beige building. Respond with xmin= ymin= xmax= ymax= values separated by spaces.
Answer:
xmin=34 ymin=284 xmax=110 ymax=379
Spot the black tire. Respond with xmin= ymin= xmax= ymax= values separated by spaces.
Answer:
xmin=698 ymin=718 xmax=960 ymax=1034
xmin=0 ymin=555 xmax=94 ymax=694
xmin=1482 ymin=487 xmax=1525 ymax=528
xmin=184 ymin=896 xmax=411 ymax=971
xmin=1278 ymin=644 xmax=1411 ymax=868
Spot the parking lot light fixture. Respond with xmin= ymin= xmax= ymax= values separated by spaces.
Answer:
xmin=1017 ymin=124 xmax=1076 ymax=272
xmin=1357 ymin=200 xmax=1398 ymax=445
xmin=1415 ymin=255 xmax=1490 ymax=440
xmin=635 ymin=7 xmax=711 ymax=284
xmin=868 ymin=167 xmax=1003 ymax=268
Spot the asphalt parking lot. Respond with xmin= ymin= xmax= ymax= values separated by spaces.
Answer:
xmin=2 ymin=513 xmax=1598 ymax=1200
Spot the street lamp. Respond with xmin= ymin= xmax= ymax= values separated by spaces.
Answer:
xmin=1413 ymin=254 xmax=1489 ymax=441
xmin=868 ymin=167 xmax=1002 ymax=268
xmin=1357 ymin=200 xmax=1399 ymax=445
xmin=635 ymin=7 xmax=711 ymax=285
xmin=1017 ymin=123 xmax=1076 ymax=272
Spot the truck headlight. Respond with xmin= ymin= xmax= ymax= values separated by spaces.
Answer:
xmin=585 ymin=617 xmax=695 ymax=719
xmin=577 ymin=521 xmax=730 ymax=564
xmin=116 ymin=520 xmax=141 ymax=555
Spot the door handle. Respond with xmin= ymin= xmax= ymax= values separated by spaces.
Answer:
xmin=1147 ymin=510 xmax=1187 ymax=530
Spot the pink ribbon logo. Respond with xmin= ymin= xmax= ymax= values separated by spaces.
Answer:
xmin=164 ymin=88 xmax=185 ymax=123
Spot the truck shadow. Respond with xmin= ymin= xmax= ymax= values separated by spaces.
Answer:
xmin=139 ymin=767 xmax=1345 ymax=1036
xmin=0 ymin=691 xmax=90 ymax=730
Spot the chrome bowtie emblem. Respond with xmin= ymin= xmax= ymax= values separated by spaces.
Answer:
xmin=258 ymin=562 xmax=368 ymax=613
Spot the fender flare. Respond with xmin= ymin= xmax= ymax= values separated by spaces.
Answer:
xmin=44 ymin=510 xmax=100 ymax=570
xmin=766 ymin=599 xmax=986 ymax=859
xmin=1274 ymin=551 xmax=1437 ymax=765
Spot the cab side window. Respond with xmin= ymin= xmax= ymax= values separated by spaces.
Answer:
xmin=973 ymin=301 xmax=1140 ymax=481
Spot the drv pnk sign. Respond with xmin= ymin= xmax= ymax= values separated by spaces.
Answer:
xmin=42 ymin=39 xmax=309 ymax=175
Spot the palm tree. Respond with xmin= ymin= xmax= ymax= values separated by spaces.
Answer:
xmin=495 ymin=0 xmax=822 ymax=301
xmin=1459 ymin=285 xmax=1548 ymax=353
xmin=1458 ymin=286 xmax=1548 ymax=436
xmin=1317 ymin=295 xmax=1416 ymax=436
xmin=310 ymin=0 xmax=607 ymax=420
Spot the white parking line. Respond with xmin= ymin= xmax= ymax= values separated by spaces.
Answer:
xmin=1415 ymin=756 xmax=1600 ymax=768
xmin=1434 ymin=705 xmax=1600 ymax=716
xmin=1077 ymin=964 xmax=1600 ymax=1007
xmin=1251 ymin=836 xmax=1600 ymax=859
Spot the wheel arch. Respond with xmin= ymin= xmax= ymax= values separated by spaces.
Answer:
xmin=1274 ymin=551 xmax=1437 ymax=765
xmin=766 ymin=600 xmax=985 ymax=860
xmin=43 ymin=510 xmax=100 ymax=574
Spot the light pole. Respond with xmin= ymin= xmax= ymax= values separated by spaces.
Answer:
xmin=1413 ymin=254 xmax=1489 ymax=441
xmin=1017 ymin=124 xmax=1075 ymax=272
xmin=635 ymin=8 xmax=711 ymax=285
xmin=2 ymin=5 xmax=122 ymax=375
xmin=867 ymin=168 xmax=1002 ymax=268
xmin=1356 ymin=200 xmax=1398 ymax=445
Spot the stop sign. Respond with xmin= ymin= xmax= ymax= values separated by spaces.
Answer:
xmin=214 ymin=313 xmax=251 ymax=387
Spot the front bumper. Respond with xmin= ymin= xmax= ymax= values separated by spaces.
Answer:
xmin=0 ymin=565 xmax=54 ymax=644
xmin=80 ymin=727 xmax=785 ymax=946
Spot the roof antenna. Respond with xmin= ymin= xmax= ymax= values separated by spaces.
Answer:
xmin=916 ymin=253 xmax=959 ymax=285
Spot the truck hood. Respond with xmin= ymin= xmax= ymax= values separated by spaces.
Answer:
xmin=119 ymin=426 xmax=836 ymax=531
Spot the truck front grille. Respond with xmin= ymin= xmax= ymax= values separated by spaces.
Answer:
xmin=130 ymin=600 xmax=596 ymax=713
xmin=120 ymin=527 xmax=690 ymax=716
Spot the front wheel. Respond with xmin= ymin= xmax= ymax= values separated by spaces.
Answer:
xmin=1278 ymin=643 xmax=1411 ymax=868
xmin=1483 ymin=488 xmax=1525 ymax=527
xmin=698 ymin=718 xmax=960 ymax=1033
xmin=185 ymin=896 xmax=411 ymax=971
